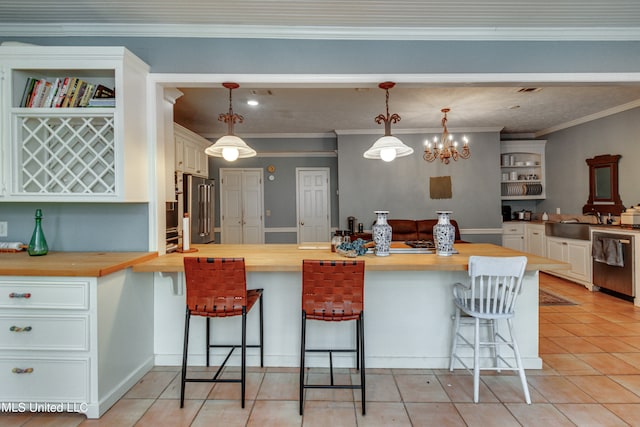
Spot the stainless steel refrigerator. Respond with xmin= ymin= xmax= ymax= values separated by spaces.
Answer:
xmin=183 ymin=174 xmax=215 ymax=244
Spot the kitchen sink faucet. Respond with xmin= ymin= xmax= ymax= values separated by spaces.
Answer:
xmin=586 ymin=210 xmax=603 ymax=224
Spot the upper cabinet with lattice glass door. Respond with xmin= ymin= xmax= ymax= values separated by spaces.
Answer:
xmin=0 ymin=46 xmax=149 ymax=202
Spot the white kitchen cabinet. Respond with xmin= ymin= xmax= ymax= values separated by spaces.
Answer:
xmin=0 ymin=46 xmax=150 ymax=202
xmin=174 ymin=123 xmax=210 ymax=178
xmin=545 ymin=236 xmax=592 ymax=287
xmin=0 ymin=270 xmax=153 ymax=418
xmin=502 ymin=222 xmax=525 ymax=252
xmin=526 ymin=223 xmax=546 ymax=257
xmin=500 ymin=140 xmax=546 ymax=200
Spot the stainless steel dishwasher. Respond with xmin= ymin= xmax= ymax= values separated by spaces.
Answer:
xmin=592 ymin=232 xmax=634 ymax=298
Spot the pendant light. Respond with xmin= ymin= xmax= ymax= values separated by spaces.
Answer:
xmin=423 ymin=108 xmax=470 ymax=164
xmin=204 ymin=82 xmax=256 ymax=161
xmin=363 ymin=82 xmax=414 ymax=162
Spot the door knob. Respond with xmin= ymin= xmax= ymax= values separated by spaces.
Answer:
xmin=300 ymin=221 xmax=304 ymax=226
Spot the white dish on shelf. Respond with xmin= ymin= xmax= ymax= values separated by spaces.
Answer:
xmin=525 ymin=161 xmax=535 ymax=166
xmin=514 ymin=161 xmax=525 ymax=166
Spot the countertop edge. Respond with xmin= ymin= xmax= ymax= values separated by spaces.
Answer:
xmin=132 ymin=244 xmax=570 ymax=273
xmin=97 ymin=252 xmax=159 ymax=277
xmin=0 ymin=251 xmax=158 ymax=277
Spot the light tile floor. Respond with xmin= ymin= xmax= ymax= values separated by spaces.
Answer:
xmin=4 ymin=273 xmax=640 ymax=426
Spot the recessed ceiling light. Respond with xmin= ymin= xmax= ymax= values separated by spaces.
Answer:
xmin=247 ymin=99 xmax=259 ymax=106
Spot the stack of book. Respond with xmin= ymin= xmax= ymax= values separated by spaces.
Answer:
xmin=19 ymin=77 xmax=115 ymax=108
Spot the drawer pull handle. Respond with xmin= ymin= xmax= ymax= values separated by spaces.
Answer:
xmin=9 ymin=293 xmax=31 ymax=299
xmin=12 ymin=368 xmax=34 ymax=374
xmin=10 ymin=326 xmax=32 ymax=332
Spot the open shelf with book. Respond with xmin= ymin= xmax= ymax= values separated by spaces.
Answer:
xmin=13 ymin=70 xmax=115 ymax=109
xmin=0 ymin=46 xmax=149 ymax=202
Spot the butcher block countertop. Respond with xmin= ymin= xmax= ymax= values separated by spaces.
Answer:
xmin=132 ymin=243 xmax=569 ymax=273
xmin=0 ymin=251 xmax=158 ymax=277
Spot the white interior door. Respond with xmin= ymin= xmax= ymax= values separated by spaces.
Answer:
xmin=297 ymin=168 xmax=330 ymax=243
xmin=241 ymin=170 xmax=264 ymax=244
xmin=220 ymin=168 xmax=264 ymax=244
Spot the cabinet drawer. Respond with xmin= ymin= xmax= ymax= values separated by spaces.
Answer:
xmin=0 ymin=315 xmax=89 ymax=351
xmin=0 ymin=357 xmax=89 ymax=402
xmin=502 ymin=223 xmax=525 ymax=234
xmin=0 ymin=280 xmax=89 ymax=310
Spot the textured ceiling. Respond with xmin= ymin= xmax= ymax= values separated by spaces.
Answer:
xmin=173 ymin=84 xmax=640 ymax=138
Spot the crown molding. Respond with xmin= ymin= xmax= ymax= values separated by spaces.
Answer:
xmin=334 ymin=127 xmax=502 ymax=135
xmin=2 ymin=23 xmax=640 ymax=41
xmin=201 ymin=132 xmax=336 ymax=139
xmin=256 ymin=151 xmax=337 ymax=158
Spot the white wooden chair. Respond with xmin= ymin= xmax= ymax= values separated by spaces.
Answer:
xmin=449 ymin=255 xmax=531 ymax=404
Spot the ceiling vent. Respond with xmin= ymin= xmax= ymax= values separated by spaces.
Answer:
xmin=251 ymin=89 xmax=273 ymax=96
xmin=517 ymin=87 xmax=542 ymax=93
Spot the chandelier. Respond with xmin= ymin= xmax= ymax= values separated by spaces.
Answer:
xmin=423 ymin=108 xmax=470 ymax=164
xmin=363 ymin=82 xmax=414 ymax=162
xmin=204 ymin=82 xmax=256 ymax=161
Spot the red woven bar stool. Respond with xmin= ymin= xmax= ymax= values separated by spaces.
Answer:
xmin=180 ymin=257 xmax=264 ymax=409
xmin=299 ymin=259 xmax=365 ymax=416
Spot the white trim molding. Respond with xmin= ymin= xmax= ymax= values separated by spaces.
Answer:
xmin=3 ymin=24 xmax=640 ymax=41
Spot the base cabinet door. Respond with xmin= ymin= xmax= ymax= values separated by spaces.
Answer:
xmin=566 ymin=240 xmax=592 ymax=283
xmin=0 ymin=357 xmax=89 ymax=401
xmin=526 ymin=224 xmax=546 ymax=257
xmin=503 ymin=234 xmax=525 ymax=252
xmin=502 ymin=223 xmax=525 ymax=252
xmin=545 ymin=236 xmax=592 ymax=287
xmin=546 ymin=237 xmax=566 ymax=262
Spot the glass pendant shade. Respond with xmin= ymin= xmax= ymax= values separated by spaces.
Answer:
xmin=363 ymin=135 xmax=413 ymax=162
xmin=205 ymin=135 xmax=256 ymax=160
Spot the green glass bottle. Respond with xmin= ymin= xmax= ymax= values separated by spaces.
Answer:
xmin=28 ymin=209 xmax=48 ymax=256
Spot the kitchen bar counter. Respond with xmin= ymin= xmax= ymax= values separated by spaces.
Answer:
xmin=147 ymin=243 xmax=567 ymax=370
xmin=0 ymin=251 xmax=157 ymax=277
xmin=133 ymin=243 xmax=567 ymax=273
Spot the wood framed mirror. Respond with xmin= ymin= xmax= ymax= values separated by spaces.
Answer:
xmin=583 ymin=154 xmax=624 ymax=215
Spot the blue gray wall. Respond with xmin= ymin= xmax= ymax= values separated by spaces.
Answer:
xmin=207 ymin=136 xmax=338 ymax=244
xmin=540 ymin=107 xmax=640 ymax=216
xmin=0 ymin=203 xmax=149 ymax=251
xmin=3 ymin=37 xmax=640 ymax=74
xmin=337 ymin=132 xmax=502 ymax=231
xmin=1 ymin=36 xmax=640 ymax=250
